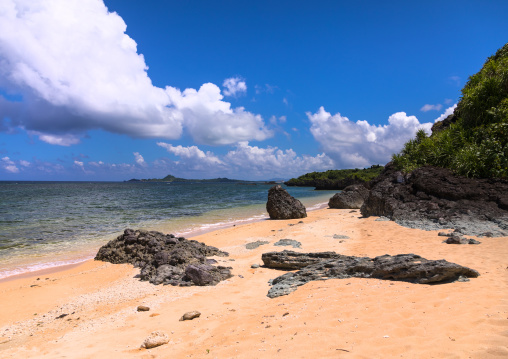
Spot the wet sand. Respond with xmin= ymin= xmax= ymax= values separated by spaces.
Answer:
xmin=1 ymin=208 xmax=507 ymax=358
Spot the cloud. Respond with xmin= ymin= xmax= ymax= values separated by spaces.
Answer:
xmin=133 ymin=152 xmax=146 ymax=166
xmin=308 ymin=107 xmax=433 ymax=168
xmin=1 ymin=156 xmax=19 ymax=173
xmin=433 ymin=104 xmax=457 ymax=123
xmin=420 ymin=104 xmax=443 ymax=112
xmin=269 ymin=115 xmax=287 ymax=125
xmin=0 ymin=0 xmax=270 ymax=146
xmin=165 ymin=83 xmax=272 ymax=145
xmin=157 ymin=142 xmax=223 ymax=166
xmin=157 ymin=142 xmax=333 ymax=179
xmin=223 ymin=77 xmax=247 ymax=97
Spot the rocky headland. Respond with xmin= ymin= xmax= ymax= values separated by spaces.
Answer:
xmin=360 ymin=163 xmax=508 ymax=237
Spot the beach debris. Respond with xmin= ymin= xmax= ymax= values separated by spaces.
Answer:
xmin=266 ymin=185 xmax=307 ymax=220
xmin=180 ymin=311 xmax=201 ymax=321
xmin=246 ymin=241 xmax=269 ymax=250
xmin=140 ymin=331 xmax=169 ymax=349
xmin=274 ymin=239 xmax=302 ymax=248
xmin=251 ymin=264 xmax=260 ymax=268
xmin=95 ymin=229 xmax=232 ymax=287
xmin=55 ymin=314 xmax=69 ymax=319
xmin=137 ymin=306 xmax=150 ymax=312
xmin=328 ymin=184 xmax=369 ymax=209
xmin=263 ymin=250 xmax=480 ymax=298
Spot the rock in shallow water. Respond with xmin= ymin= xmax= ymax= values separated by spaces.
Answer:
xmin=262 ymin=250 xmax=479 ymax=298
xmin=95 ymin=229 xmax=232 ymax=287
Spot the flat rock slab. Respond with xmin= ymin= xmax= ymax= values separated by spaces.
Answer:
xmin=246 ymin=241 xmax=270 ymax=250
xmin=263 ymin=250 xmax=479 ymax=298
xmin=274 ymin=239 xmax=302 ymax=248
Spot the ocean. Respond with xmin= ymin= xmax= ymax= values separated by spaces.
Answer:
xmin=0 ymin=181 xmax=335 ymax=279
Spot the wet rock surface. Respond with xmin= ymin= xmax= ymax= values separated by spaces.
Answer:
xmin=263 ymin=250 xmax=479 ymax=298
xmin=266 ymin=185 xmax=307 ymax=220
xmin=360 ymin=163 xmax=508 ymax=236
xmin=328 ymin=184 xmax=369 ymax=209
xmin=95 ymin=229 xmax=232 ymax=286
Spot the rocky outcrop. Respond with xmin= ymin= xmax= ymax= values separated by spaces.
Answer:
xmin=266 ymin=185 xmax=307 ymax=219
xmin=328 ymin=184 xmax=369 ymax=209
xmin=95 ymin=229 xmax=232 ymax=286
xmin=360 ymin=163 xmax=508 ymax=236
xmin=263 ymin=250 xmax=479 ymax=298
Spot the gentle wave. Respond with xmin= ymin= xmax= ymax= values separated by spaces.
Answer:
xmin=0 ymin=180 xmax=334 ymax=280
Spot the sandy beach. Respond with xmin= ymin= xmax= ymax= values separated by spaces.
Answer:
xmin=0 ymin=208 xmax=507 ymax=358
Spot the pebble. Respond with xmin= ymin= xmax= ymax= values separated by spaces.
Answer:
xmin=251 ymin=264 xmax=260 ymax=269
xmin=141 ymin=331 xmax=169 ymax=349
xmin=179 ymin=311 xmax=201 ymax=321
xmin=137 ymin=305 xmax=150 ymax=312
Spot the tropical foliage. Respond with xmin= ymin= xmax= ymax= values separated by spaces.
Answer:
xmin=392 ymin=42 xmax=508 ymax=178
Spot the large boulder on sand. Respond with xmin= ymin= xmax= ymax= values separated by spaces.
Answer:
xmin=266 ymin=185 xmax=307 ymax=220
xmin=328 ymin=184 xmax=369 ymax=209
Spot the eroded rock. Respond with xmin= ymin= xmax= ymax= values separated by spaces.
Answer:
xmin=360 ymin=163 xmax=508 ymax=236
xmin=95 ymin=229 xmax=232 ymax=286
xmin=263 ymin=250 xmax=479 ymax=298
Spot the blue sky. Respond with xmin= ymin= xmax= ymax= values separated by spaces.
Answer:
xmin=1 ymin=0 xmax=507 ymax=181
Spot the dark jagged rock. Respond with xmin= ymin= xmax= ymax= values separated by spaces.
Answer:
xmin=95 ymin=229 xmax=232 ymax=286
xmin=266 ymin=185 xmax=307 ymax=220
xmin=263 ymin=250 xmax=479 ymax=298
xmin=328 ymin=184 xmax=369 ymax=209
xmin=360 ymin=163 xmax=508 ymax=237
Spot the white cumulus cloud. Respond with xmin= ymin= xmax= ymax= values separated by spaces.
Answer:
xmin=223 ymin=77 xmax=247 ymax=97
xmin=157 ymin=141 xmax=333 ymax=179
xmin=308 ymin=107 xmax=433 ymax=168
xmin=0 ymin=0 xmax=270 ymax=146
xmin=157 ymin=142 xmax=223 ymax=166
xmin=433 ymin=104 xmax=457 ymax=123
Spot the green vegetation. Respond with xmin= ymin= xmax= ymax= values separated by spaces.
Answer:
xmin=285 ymin=165 xmax=384 ymax=189
xmin=392 ymin=42 xmax=508 ymax=178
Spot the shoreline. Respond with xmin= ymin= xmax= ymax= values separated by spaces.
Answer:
xmin=0 ymin=201 xmax=330 ymax=283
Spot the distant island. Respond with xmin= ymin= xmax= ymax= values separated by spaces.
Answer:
xmin=126 ymin=174 xmax=242 ymax=183
xmin=285 ymin=165 xmax=384 ymax=190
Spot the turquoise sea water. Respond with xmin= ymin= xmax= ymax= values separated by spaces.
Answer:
xmin=0 ymin=181 xmax=335 ymax=279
